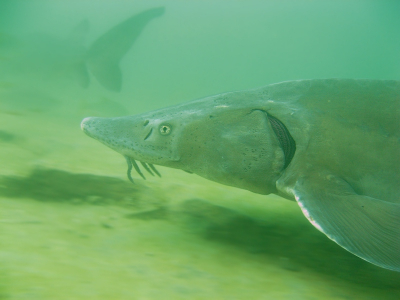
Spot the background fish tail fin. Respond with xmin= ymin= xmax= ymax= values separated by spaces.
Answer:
xmin=85 ymin=7 xmax=165 ymax=92
xmin=87 ymin=61 xmax=121 ymax=92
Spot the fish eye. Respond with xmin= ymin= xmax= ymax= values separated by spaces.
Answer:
xmin=159 ymin=124 xmax=171 ymax=135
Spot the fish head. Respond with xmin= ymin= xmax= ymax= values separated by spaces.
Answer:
xmin=81 ymin=94 xmax=284 ymax=194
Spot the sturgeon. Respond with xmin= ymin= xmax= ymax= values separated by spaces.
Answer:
xmin=81 ymin=79 xmax=400 ymax=272
xmin=0 ymin=7 xmax=164 ymax=92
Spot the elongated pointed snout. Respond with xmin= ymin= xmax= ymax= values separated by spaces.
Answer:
xmin=80 ymin=117 xmax=92 ymax=134
xmin=81 ymin=116 xmax=138 ymax=155
xmin=81 ymin=117 xmax=102 ymax=139
xmin=81 ymin=115 xmax=164 ymax=182
xmin=80 ymin=113 xmax=181 ymax=164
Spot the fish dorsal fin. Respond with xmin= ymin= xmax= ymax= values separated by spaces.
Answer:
xmin=286 ymin=171 xmax=400 ymax=271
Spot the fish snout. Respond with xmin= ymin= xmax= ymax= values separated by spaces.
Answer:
xmin=81 ymin=116 xmax=92 ymax=132
xmin=80 ymin=117 xmax=102 ymax=139
xmin=80 ymin=117 xmax=91 ymax=131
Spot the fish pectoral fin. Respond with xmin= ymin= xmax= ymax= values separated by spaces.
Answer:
xmin=292 ymin=173 xmax=400 ymax=272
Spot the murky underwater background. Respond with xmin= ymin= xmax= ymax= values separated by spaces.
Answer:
xmin=0 ymin=0 xmax=399 ymax=299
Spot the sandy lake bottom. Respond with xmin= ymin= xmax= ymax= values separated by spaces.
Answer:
xmin=1 ymin=111 xmax=399 ymax=300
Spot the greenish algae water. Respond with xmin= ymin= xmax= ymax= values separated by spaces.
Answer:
xmin=1 ymin=1 xmax=400 ymax=299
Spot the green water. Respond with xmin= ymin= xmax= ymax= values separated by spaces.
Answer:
xmin=0 ymin=1 xmax=399 ymax=299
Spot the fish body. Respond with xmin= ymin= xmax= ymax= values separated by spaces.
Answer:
xmin=81 ymin=79 xmax=400 ymax=271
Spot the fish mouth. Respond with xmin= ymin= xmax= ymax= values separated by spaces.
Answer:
xmin=124 ymin=155 xmax=161 ymax=183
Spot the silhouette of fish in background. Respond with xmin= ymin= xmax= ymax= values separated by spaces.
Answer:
xmin=0 ymin=7 xmax=165 ymax=92
xmin=85 ymin=7 xmax=165 ymax=92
